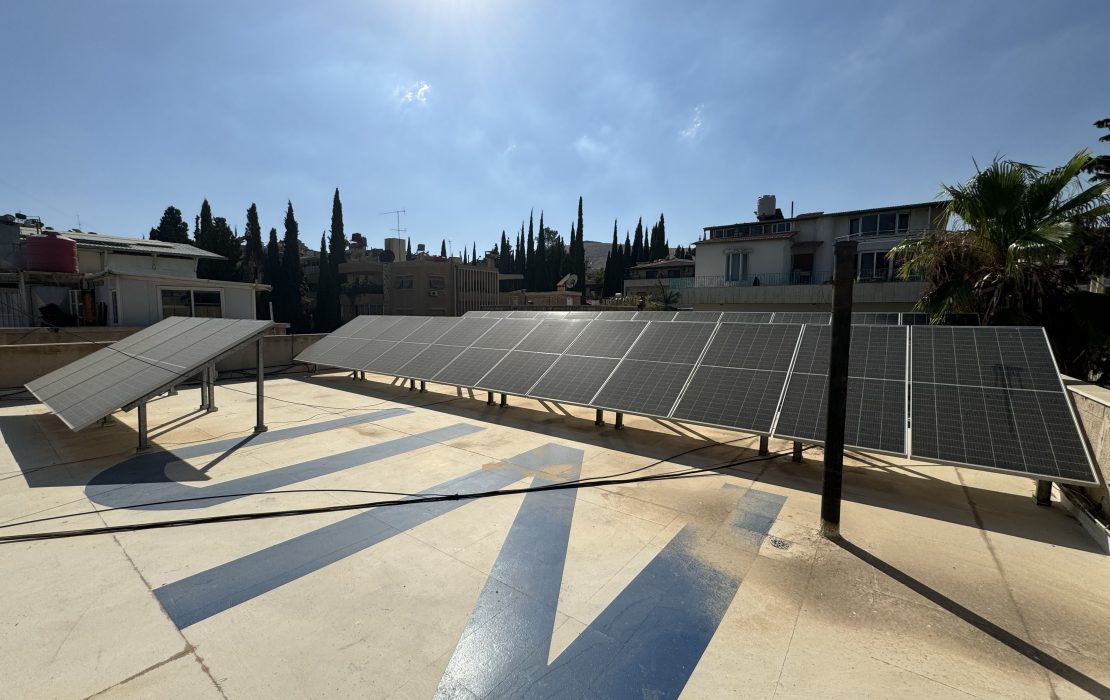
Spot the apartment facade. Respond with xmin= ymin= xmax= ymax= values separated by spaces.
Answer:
xmin=682 ymin=196 xmax=946 ymax=311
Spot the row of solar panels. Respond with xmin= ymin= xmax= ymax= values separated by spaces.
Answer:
xmin=297 ymin=315 xmax=1096 ymax=485
xmin=26 ymin=317 xmax=274 ymax=431
xmin=464 ymin=310 xmax=980 ymax=325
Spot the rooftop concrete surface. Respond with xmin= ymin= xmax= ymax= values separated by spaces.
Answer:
xmin=1 ymin=373 xmax=1108 ymax=699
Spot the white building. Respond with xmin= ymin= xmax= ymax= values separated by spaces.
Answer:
xmin=683 ymin=196 xmax=947 ymax=311
xmin=0 ymin=217 xmax=268 ymax=327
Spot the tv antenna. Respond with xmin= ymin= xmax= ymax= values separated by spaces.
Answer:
xmin=379 ymin=209 xmax=407 ymax=238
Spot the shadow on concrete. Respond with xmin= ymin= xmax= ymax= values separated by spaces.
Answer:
xmin=835 ymin=537 xmax=1110 ymax=698
xmin=0 ymin=413 xmax=137 ymax=487
xmin=297 ymin=373 xmax=1102 ymax=553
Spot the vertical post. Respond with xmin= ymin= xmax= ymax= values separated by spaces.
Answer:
xmin=1034 ymin=480 xmax=1053 ymax=507
xmin=500 ymin=393 xmax=507 ymax=407
xmin=759 ymin=435 xmax=769 ymax=456
xmin=420 ymin=380 xmax=427 ymax=393
xmin=792 ymin=441 xmax=803 ymax=463
xmin=206 ymin=363 xmax=218 ymax=412
xmin=615 ymin=412 xmax=624 ymax=430
xmin=255 ymin=338 xmax=267 ymax=433
xmin=409 ymin=378 xmax=415 ymax=391
xmin=821 ymin=239 xmax=858 ymax=539
xmin=595 ymin=409 xmax=604 ymax=426
xmin=487 ymin=391 xmax=495 ymax=406
xmin=199 ymin=367 xmax=209 ymax=410
xmin=137 ymin=402 xmax=150 ymax=450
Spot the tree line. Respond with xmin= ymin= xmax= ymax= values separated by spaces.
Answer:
xmin=149 ymin=189 xmax=348 ymax=334
xmin=601 ymin=214 xmax=690 ymax=297
xmin=493 ymin=197 xmax=589 ymax=294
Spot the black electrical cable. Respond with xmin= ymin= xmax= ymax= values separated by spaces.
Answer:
xmin=0 ymin=447 xmax=811 ymax=544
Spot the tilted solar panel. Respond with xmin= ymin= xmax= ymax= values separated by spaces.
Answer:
xmin=472 ymin=319 xmax=541 ymax=349
xmin=673 ymin=311 xmax=723 ymax=323
xmin=475 ymin=351 xmax=560 ymax=395
xmin=772 ymin=312 xmax=831 ymax=324
xmin=633 ymin=310 xmax=678 ymax=322
xmin=626 ymin=322 xmax=715 ymax=364
xmin=565 ymin=320 xmax=648 ymax=358
xmin=530 ymin=355 xmax=621 ymax=406
xmin=514 ymin=319 xmax=590 ymax=353
xmin=852 ymin=312 xmax=900 ymax=325
xmin=908 ymin=326 xmax=1096 ymax=483
xmin=720 ymin=312 xmax=774 ymax=324
xmin=592 ymin=359 xmax=696 ymax=416
xmin=434 ymin=347 xmax=511 ymax=386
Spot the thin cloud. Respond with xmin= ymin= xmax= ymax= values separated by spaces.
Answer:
xmin=679 ymin=104 xmax=705 ymax=141
xmin=397 ymin=80 xmax=431 ymax=105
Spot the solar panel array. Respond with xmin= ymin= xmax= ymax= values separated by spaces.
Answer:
xmin=464 ymin=310 xmax=974 ymax=326
xmin=299 ymin=316 xmax=1097 ymax=484
xmin=26 ymin=317 xmax=274 ymax=431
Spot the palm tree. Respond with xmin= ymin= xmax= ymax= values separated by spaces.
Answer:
xmin=891 ymin=149 xmax=1109 ymax=324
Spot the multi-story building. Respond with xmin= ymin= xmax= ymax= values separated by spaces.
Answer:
xmin=622 ymin=259 xmax=695 ymax=299
xmin=680 ymin=195 xmax=946 ymax=311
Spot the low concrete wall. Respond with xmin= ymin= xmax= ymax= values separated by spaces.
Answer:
xmin=0 ymin=327 xmax=143 ymax=345
xmin=1067 ymin=380 xmax=1110 ymax=513
xmin=1 ymin=333 xmax=325 ymax=388
xmin=678 ymin=280 xmax=926 ymax=311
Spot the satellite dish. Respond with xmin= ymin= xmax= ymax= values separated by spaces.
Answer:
xmin=566 ymin=274 xmax=578 ymax=287
xmin=379 ymin=249 xmax=396 ymax=263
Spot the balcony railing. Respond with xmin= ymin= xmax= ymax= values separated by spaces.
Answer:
xmin=665 ymin=270 xmax=921 ymax=290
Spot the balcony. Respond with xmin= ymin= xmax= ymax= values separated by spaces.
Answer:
xmin=670 ymin=271 xmax=832 ymax=289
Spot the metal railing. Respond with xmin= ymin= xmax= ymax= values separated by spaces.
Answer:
xmin=668 ymin=271 xmax=833 ymax=289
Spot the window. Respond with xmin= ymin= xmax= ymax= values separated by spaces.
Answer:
xmin=726 ymin=252 xmax=749 ymax=282
xmin=857 ymin=251 xmax=891 ymax=281
xmin=394 ymin=276 xmax=414 ymax=289
xmin=428 ymin=275 xmax=446 ymax=290
xmin=850 ymin=212 xmax=911 ymax=237
xmin=110 ymin=290 xmax=119 ymax=325
xmin=160 ymin=289 xmax=223 ymax=318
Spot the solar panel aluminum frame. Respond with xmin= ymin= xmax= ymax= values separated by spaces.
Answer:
xmin=906 ymin=326 xmax=1100 ymax=486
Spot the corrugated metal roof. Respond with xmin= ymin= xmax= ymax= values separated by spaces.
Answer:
xmin=19 ymin=227 xmax=225 ymax=260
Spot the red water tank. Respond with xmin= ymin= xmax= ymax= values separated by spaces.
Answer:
xmin=26 ymin=230 xmax=79 ymax=273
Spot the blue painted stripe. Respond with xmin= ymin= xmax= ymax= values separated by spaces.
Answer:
xmin=443 ymin=486 xmax=786 ymax=699
xmin=154 ymin=443 xmax=576 ymax=629
xmin=435 ymin=444 xmax=584 ymax=698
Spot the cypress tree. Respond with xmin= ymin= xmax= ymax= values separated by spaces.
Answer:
xmin=242 ymin=203 xmax=264 ymax=283
xmin=314 ymin=233 xmax=330 ymax=331
xmin=535 ymin=211 xmax=547 ymax=289
xmin=499 ymin=231 xmax=510 ymax=274
xmin=195 ymin=199 xmax=214 ymax=251
xmin=574 ymin=196 xmax=586 ymax=296
xmin=516 ymin=224 xmax=525 ymax=275
xmin=206 ymin=216 xmax=240 ymax=281
xmin=280 ymin=201 xmax=304 ymax=331
xmin=657 ymin=213 xmax=667 ymax=258
xmin=262 ymin=227 xmax=281 ymax=319
xmin=632 ymin=218 xmax=644 ymax=263
xmin=329 ymin=188 xmax=346 ymax=269
xmin=526 ymin=212 xmax=535 ymax=288
xmin=150 ymin=206 xmax=189 ymax=243
xmin=406 ymin=237 xmax=412 ymax=259
xmin=472 ymin=242 xmax=478 ymax=264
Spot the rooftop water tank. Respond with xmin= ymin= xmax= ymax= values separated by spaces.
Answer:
xmin=756 ymin=194 xmax=777 ymax=219
xmin=26 ymin=230 xmax=79 ymax=273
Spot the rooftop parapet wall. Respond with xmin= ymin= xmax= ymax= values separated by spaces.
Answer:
xmin=1066 ymin=380 xmax=1110 ymax=513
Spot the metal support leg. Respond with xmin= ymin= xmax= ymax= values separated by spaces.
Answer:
xmin=206 ymin=363 xmax=218 ymax=413
xmin=759 ymin=435 xmax=769 ymax=456
xmin=792 ymin=441 xmax=803 ymax=462
xmin=168 ymin=384 xmax=178 ymax=396
xmin=595 ymin=409 xmax=604 ymax=426
xmin=1035 ymin=480 xmax=1053 ymax=507
xmin=137 ymin=402 xmax=150 ymax=450
xmin=255 ymin=338 xmax=267 ymax=433
xmin=420 ymin=380 xmax=426 ymax=393
xmin=615 ymin=412 xmax=624 ymax=429
xmin=360 ymin=371 xmax=366 ymax=381
xmin=199 ymin=367 xmax=209 ymax=410
xmin=500 ymin=393 xmax=507 ymax=407
xmin=409 ymin=378 xmax=415 ymax=391
xmin=487 ymin=391 xmax=495 ymax=406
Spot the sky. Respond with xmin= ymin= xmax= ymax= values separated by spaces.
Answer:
xmin=2 ymin=0 xmax=1108 ymax=256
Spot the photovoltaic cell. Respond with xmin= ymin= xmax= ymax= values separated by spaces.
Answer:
xmin=626 ymin=322 xmax=715 ymax=364
xmin=672 ymin=366 xmax=788 ymax=432
xmin=434 ymin=347 xmax=510 ymax=386
xmin=514 ymin=319 xmax=590 ymax=353
xmin=395 ymin=344 xmax=468 ymax=378
xmin=402 ymin=318 xmax=461 ymax=343
xmin=564 ymin=310 xmax=601 ymax=319
xmin=475 ymin=351 xmax=559 ymax=394
xmin=436 ymin=318 xmax=499 ymax=346
xmin=565 ymin=320 xmax=647 ymax=358
xmin=772 ymin=312 xmax=831 ymax=324
xmin=472 ymin=319 xmax=541 ymax=349
xmin=852 ymin=312 xmax=900 ymax=325
xmin=597 ymin=311 xmax=637 ymax=320
xmin=632 ymin=311 xmax=678 ymax=321
xmin=720 ymin=312 xmax=773 ymax=323
xmin=364 ymin=342 xmax=429 ymax=374
xmin=592 ymin=359 xmax=695 ymax=416
xmin=673 ymin=311 xmax=722 ymax=323
xmin=911 ymin=327 xmax=1059 ymax=391
xmin=530 ymin=355 xmax=621 ymax=405
xmin=375 ymin=317 xmax=432 ymax=341
xmin=351 ymin=316 xmax=404 ymax=339
xmin=700 ymin=324 xmax=801 ymax=372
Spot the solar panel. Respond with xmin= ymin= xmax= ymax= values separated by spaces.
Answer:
xmin=908 ymin=326 xmax=1096 ymax=483
xmin=626 ymin=322 xmax=715 ymax=364
xmin=344 ymin=340 xmax=399 ymax=368
xmin=772 ymin=312 xmax=831 ymax=324
xmin=565 ymin=320 xmax=648 ymax=358
xmin=720 ymin=312 xmax=773 ymax=324
xmin=671 ymin=323 xmax=802 ymax=433
xmin=375 ymin=317 xmax=433 ymax=341
xmin=514 ymin=319 xmax=590 ymax=353
xmin=463 ymin=311 xmax=488 ymax=318
xmin=564 ymin=310 xmax=601 ymax=319
xmin=852 ymin=312 xmax=900 ymax=325
xmin=774 ymin=325 xmax=908 ymax=454
xmin=436 ymin=318 xmax=499 ymax=346
xmin=402 ymin=318 xmax=461 ymax=343
xmin=632 ymin=311 xmax=678 ymax=321
xmin=592 ymin=359 xmax=695 ymax=416
xmin=472 ymin=319 xmax=541 ymax=349
xmin=673 ymin=311 xmax=722 ymax=323
xmin=901 ymin=313 xmax=929 ymax=325
xmin=530 ymin=355 xmax=621 ymax=405
xmin=596 ymin=311 xmax=637 ymax=320
xmin=508 ymin=310 xmax=540 ymax=318
xmin=26 ymin=317 xmax=273 ymax=431
xmin=475 ymin=351 xmax=559 ymax=394
xmin=434 ymin=347 xmax=510 ymax=386
xmin=364 ymin=342 xmax=430 ymax=374
xmin=395 ymin=344 xmax=468 ymax=379
xmin=351 ymin=316 xmax=404 ymax=339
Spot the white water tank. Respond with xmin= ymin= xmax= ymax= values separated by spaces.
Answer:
xmin=756 ymin=195 xmax=777 ymax=218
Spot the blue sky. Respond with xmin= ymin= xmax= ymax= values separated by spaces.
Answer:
xmin=2 ymin=1 xmax=1107 ymax=255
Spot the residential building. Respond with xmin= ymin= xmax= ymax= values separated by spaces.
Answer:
xmin=0 ymin=215 xmax=268 ymax=327
xmin=622 ymin=258 xmax=695 ymax=298
xmin=500 ymin=274 xmax=583 ymax=307
xmin=681 ymin=195 xmax=946 ymax=311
